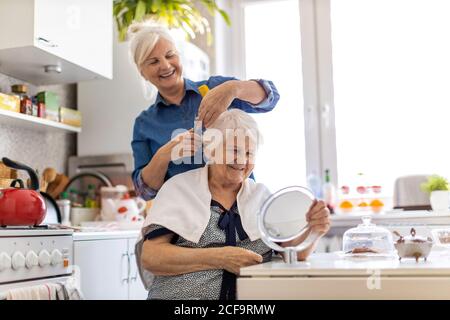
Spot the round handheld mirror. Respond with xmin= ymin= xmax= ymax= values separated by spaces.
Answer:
xmin=258 ymin=186 xmax=319 ymax=264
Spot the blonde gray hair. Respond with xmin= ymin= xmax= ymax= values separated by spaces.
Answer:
xmin=128 ymin=22 xmax=176 ymax=74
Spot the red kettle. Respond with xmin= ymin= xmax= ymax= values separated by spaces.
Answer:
xmin=0 ymin=157 xmax=46 ymax=226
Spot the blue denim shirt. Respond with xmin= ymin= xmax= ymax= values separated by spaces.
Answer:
xmin=131 ymin=76 xmax=280 ymax=200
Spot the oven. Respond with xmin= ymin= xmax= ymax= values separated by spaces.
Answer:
xmin=0 ymin=228 xmax=80 ymax=300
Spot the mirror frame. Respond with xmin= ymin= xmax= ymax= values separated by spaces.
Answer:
xmin=258 ymin=186 xmax=318 ymax=264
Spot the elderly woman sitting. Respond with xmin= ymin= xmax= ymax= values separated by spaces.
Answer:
xmin=138 ymin=109 xmax=330 ymax=300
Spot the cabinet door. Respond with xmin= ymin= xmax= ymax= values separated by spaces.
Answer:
xmin=34 ymin=0 xmax=67 ymax=58
xmin=127 ymin=238 xmax=148 ymax=300
xmin=74 ymin=239 xmax=129 ymax=300
xmin=34 ymin=0 xmax=112 ymax=78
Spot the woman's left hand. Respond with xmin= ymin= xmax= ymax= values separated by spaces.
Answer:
xmin=197 ymin=81 xmax=237 ymax=128
xmin=306 ymin=200 xmax=331 ymax=236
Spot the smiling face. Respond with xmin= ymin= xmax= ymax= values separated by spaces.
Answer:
xmin=140 ymin=37 xmax=183 ymax=92
xmin=209 ymin=135 xmax=256 ymax=186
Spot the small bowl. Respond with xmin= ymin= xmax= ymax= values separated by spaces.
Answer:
xmin=393 ymin=228 xmax=434 ymax=262
xmin=70 ymin=208 xmax=100 ymax=226
xmin=394 ymin=242 xmax=433 ymax=262
xmin=431 ymin=228 xmax=450 ymax=247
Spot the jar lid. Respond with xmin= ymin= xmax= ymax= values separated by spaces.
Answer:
xmin=394 ymin=228 xmax=432 ymax=243
xmin=347 ymin=216 xmax=388 ymax=233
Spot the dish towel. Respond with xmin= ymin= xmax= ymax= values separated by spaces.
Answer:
xmin=6 ymin=283 xmax=57 ymax=300
xmin=4 ymin=280 xmax=82 ymax=300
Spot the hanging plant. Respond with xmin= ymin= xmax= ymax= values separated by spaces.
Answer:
xmin=113 ymin=0 xmax=231 ymax=44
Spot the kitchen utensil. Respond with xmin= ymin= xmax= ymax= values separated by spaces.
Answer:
xmin=56 ymin=199 xmax=71 ymax=226
xmin=0 ymin=157 xmax=46 ymax=226
xmin=40 ymin=167 xmax=57 ymax=192
xmin=394 ymin=228 xmax=433 ymax=262
xmin=46 ymin=173 xmax=69 ymax=199
xmin=0 ymin=178 xmax=15 ymax=189
xmin=41 ymin=192 xmax=62 ymax=225
xmin=342 ymin=216 xmax=395 ymax=256
xmin=258 ymin=186 xmax=319 ymax=264
xmin=0 ymin=161 xmax=17 ymax=179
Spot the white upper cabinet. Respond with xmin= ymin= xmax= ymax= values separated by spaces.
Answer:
xmin=0 ymin=0 xmax=112 ymax=85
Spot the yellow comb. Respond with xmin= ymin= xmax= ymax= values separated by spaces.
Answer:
xmin=198 ymin=84 xmax=209 ymax=97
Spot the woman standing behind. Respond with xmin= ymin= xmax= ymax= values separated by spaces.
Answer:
xmin=130 ymin=24 xmax=280 ymax=200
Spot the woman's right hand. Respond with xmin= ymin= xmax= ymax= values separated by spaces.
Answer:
xmin=218 ymin=246 xmax=263 ymax=275
xmin=158 ymin=128 xmax=202 ymax=162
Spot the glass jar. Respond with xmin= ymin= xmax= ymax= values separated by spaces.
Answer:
xmin=12 ymin=84 xmax=32 ymax=115
xmin=100 ymin=185 xmax=128 ymax=221
xmin=342 ymin=216 xmax=395 ymax=254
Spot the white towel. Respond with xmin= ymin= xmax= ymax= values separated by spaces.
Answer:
xmin=141 ymin=165 xmax=271 ymax=243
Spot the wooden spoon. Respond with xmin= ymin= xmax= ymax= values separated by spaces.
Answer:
xmin=40 ymin=167 xmax=57 ymax=192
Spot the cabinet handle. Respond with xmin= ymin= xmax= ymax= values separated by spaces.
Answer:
xmin=129 ymin=252 xmax=138 ymax=282
xmin=121 ymin=252 xmax=130 ymax=284
xmin=37 ymin=37 xmax=58 ymax=48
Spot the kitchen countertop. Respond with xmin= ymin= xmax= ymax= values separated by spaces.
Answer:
xmin=330 ymin=210 xmax=450 ymax=228
xmin=240 ymin=249 xmax=450 ymax=277
xmin=238 ymin=249 xmax=450 ymax=299
xmin=72 ymin=229 xmax=141 ymax=241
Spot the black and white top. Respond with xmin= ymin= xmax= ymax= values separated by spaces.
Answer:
xmin=143 ymin=200 xmax=273 ymax=300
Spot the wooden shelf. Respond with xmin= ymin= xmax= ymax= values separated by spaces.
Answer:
xmin=0 ymin=109 xmax=81 ymax=133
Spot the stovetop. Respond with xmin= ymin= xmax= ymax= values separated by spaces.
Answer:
xmin=0 ymin=226 xmax=73 ymax=237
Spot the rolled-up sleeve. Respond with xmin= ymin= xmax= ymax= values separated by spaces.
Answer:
xmin=249 ymin=79 xmax=280 ymax=112
xmin=133 ymin=170 xmax=158 ymax=200
xmin=207 ymin=76 xmax=280 ymax=114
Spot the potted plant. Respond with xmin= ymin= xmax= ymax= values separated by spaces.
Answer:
xmin=421 ymin=175 xmax=450 ymax=211
xmin=113 ymin=0 xmax=231 ymax=43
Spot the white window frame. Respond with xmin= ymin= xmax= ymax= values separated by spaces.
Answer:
xmin=217 ymin=0 xmax=338 ymax=186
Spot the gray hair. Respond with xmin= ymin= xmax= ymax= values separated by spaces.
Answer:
xmin=203 ymin=109 xmax=263 ymax=164
xmin=128 ymin=22 xmax=176 ymax=75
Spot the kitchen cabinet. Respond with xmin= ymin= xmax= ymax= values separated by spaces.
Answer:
xmin=73 ymin=232 xmax=148 ymax=300
xmin=0 ymin=0 xmax=112 ymax=85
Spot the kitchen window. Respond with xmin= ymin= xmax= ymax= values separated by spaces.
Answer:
xmin=236 ymin=0 xmax=308 ymax=191
xmin=229 ymin=0 xmax=450 ymax=202
xmin=330 ymin=0 xmax=450 ymax=195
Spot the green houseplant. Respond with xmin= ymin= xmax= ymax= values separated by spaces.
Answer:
xmin=113 ymin=0 xmax=231 ymax=43
xmin=421 ymin=175 xmax=450 ymax=211
xmin=421 ymin=175 xmax=449 ymax=194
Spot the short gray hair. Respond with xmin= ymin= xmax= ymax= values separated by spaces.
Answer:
xmin=203 ymin=109 xmax=263 ymax=164
xmin=128 ymin=22 xmax=176 ymax=74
